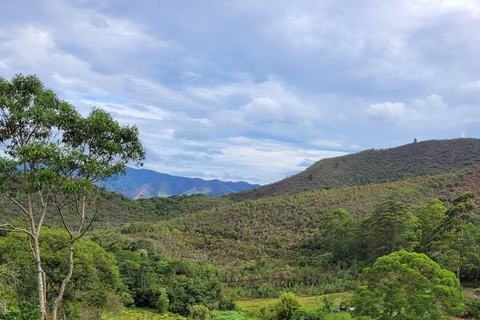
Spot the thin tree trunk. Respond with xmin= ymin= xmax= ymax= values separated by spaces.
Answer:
xmin=52 ymin=239 xmax=76 ymax=320
xmin=33 ymin=234 xmax=47 ymax=320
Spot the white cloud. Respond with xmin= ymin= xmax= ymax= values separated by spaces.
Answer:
xmin=412 ymin=94 xmax=447 ymax=112
xmin=2 ymin=0 xmax=480 ymax=184
xmin=460 ymin=80 xmax=480 ymax=95
xmin=4 ymin=26 xmax=55 ymax=58
xmin=240 ymin=97 xmax=284 ymax=122
xmin=367 ymin=102 xmax=406 ymax=125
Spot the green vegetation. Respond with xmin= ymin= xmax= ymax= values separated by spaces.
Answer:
xmin=0 ymin=73 xmax=144 ymax=319
xmin=4 ymin=75 xmax=480 ymax=319
xmin=351 ymin=250 xmax=464 ymax=319
xmin=230 ymin=138 xmax=480 ymax=200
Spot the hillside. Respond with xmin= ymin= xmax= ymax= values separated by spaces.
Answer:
xmin=0 ymin=190 xmax=233 ymax=229
xmin=115 ymin=164 xmax=480 ymax=298
xmin=4 ymin=141 xmax=480 ymax=314
xmin=229 ymin=138 xmax=480 ymax=200
xmin=102 ymin=167 xmax=261 ymax=198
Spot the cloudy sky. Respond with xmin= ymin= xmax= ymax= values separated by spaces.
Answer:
xmin=1 ymin=0 xmax=480 ymax=184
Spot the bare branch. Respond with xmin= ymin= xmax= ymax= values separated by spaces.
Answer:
xmin=0 ymin=218 xmax=32 ymax=236
xmin=2 ymin=192 xmax=30 ymax=217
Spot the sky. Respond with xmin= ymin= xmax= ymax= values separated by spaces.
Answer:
xmin=1 ymin=0 xmax=480 ymax=185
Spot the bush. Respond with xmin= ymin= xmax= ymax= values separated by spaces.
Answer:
xmin=293 ymin=308 xmax=326 ymax=320
xmin=466 ymin=298 xmax=480 ymax=319
xmin=156 ymin=293 xmax=170 ymax=313
xmin=189 ymin=304 xmax=213 ymax=320
xmin=275 ymin=293 xmax=301 ymax=320
xmin=1 ymin=299 xmax=40 ymax=320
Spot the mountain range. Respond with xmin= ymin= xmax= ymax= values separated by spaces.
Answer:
xmin=101 ymin=167 xmax=261 ymax=198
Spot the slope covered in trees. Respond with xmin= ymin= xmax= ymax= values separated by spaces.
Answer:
xmin=230 ymin=138 xmax=480 ymax=200
xmin=114 ymin=165 xmax=480 ymax=298
xmin=4 ymin=139 xmax=480 ymax=318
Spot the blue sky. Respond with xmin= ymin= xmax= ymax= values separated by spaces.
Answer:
xmin=1 ymin=0 xmax=480 ymax=184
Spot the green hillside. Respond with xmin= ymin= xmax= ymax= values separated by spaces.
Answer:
xmin=4 ymin=139 xmax=480 ymax=318
xmin=112 ymin=164 xmax=480 ymax=298
xmin=229 ymin=138 xmax=480 ymax=200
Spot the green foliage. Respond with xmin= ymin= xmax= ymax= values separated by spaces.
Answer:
xmin=351 ymin=250 xmax=464 ymax=320
xmin=292 ymin=308 xmax=325 ymax=320
xmin=274 ymin=293 xmax=301 ymax=320
xmin=416 ymin=199 xmax=447 ymax=253
xmin=215 ymin=310 xmax=262 ymax=320
xmin=360 ymin=201 xmax=420 ymax=261
xmin=230 ymin=138 xmax=480 ymax=200
xmin=156 ymin=292 xmax=170 ymax=313
xmin=188 ymin=304 xmax=213 ymax=320
xmin=465 ymin=298 xmax=480 ymax=319
xmin=430 ymin=192 xmax=479 ymax=279
xmin=0 ymin=299 xmax=40 ymax=320
xmin=0 ymin=228 xmax=121 ymax=318
xmin=0 ymin=74 xmax=145 ymax=319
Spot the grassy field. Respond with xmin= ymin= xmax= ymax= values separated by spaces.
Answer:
xmin=102 ymin=293 xmax=352 ymax=320
xmin=102 ymin=308 xmax=185 ymax=320
xmin=236 ymin=293 xmax=352 ymax=312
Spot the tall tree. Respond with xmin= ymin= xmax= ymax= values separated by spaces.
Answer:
xmin=304 ymin=209 xmax=359 ymax=265
xmin=352 ymin=250 xmax=464 ymax=320
xmin=416 ymin=199 xmax=447 ymax=253
xmin=360 ymin=201 xmax=419 ymax=261
xmin=431 ymin=192 xmax=478 ymax=280
xmin=0 ymin=74 xmax=145 ymax=319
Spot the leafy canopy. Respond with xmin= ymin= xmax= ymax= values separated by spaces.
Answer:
xmin=352 ymin=250 xmax=464 ymax=320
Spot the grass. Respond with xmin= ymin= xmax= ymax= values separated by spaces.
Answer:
xmin=102 ymin=293 xmax=352 ymax=320
xmin=214 ymin=310 xmax=262 ymax=320
xmin=236 ymin=293 xmax=352 ymax=312
xmin=102 ymin=308 xmax=185 ymax=320
xmin=326 ymin=312 xmax=352 ymax=320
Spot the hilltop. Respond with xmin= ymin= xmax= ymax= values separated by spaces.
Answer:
xmin=229 ymin=138 xmax=480 ymax=200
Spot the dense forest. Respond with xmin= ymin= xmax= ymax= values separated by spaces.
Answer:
xmin=3 ymin=140 xmax=480 ymax=319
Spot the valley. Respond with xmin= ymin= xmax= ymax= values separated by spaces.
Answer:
xmin=2 ymin=138 xmax=480 ymax=319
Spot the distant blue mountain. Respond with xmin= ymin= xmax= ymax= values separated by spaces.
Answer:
xmin=101 ymin=167 xmax=261 ymax=199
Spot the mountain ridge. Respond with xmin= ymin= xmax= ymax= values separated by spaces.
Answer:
xmin=228 ymin=138 xmax=480 ymax=201
xmin=102 ymin=167 xmax=261 ymax=198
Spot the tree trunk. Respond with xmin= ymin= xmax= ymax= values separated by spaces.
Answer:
xmin=52 ymin=239 xmax=76 ymax=320
xmin=33 ymin=234 xmax=47 ymax=320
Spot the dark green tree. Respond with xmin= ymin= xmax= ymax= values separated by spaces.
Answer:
xmin=352 ymin=250 xmax=464 ymax=320
xmin=0 ymin=74 xmax=145 ymax=319
xmin=360 ymin=201 xmax=419 ymax=261
xmin=304 ymin=209 xmax=359 ymax=265
xmin=416 ymin=199 xmax=447 ymax=253
xmin=431 ymin=192 xmax=478 ymax=280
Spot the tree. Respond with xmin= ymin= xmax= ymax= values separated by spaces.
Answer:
xmin=304 ymin=209 xmax=359 ymax=265
xmin=0 ymin=74 xmax=145 ymax=319
xmin=416 ymin=199 xmax=447 ymax=253
xmin=275 ymin=292 xmax=301 ymax=320
xmin=360 ymin=201 xmax=419 ymax=261
xmin=352 ymin=250 xmax=464 ymax=320
xmin=431 ymin=192 xmax=478 ymax=280
xmin=0 ymin=228 xmax=121 ymax=319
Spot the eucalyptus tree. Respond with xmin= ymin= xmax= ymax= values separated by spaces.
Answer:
xmin=0 ymin=74 xmax=145 ymax=319
xmin=431 ymin=192 xmax=478 ymax=280
xmin=360 ymin=201 xmax=419 ymax=261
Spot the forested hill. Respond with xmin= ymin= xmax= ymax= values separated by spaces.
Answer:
xmin=229 ymin=138 xmax=480 ymax=201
